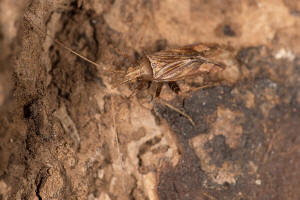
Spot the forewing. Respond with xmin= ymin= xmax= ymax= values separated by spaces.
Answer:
xmin=148 ymin=44 xmax=226 ymax=81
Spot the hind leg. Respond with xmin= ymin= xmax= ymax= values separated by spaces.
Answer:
xmin=155 ymin=83 xmax=163 ymax=97
xmin=168 ymin=81 xmax=180 ymax=94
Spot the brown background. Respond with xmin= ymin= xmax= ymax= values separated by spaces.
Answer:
xmin=0 ymin=0 xmax=300 ymax=199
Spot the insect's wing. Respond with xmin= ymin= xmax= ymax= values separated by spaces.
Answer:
xmin=148 ymin=44 xmax=226 ymax=81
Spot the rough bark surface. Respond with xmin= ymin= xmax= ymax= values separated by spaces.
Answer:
xmin=0 ymin=0 xmax=300 ymax=199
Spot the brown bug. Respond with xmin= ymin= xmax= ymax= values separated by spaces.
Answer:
xmin=115 ymin=44 xmax=226 ymax=98
xmin=24 ymin=16 xmax=229 ymax=125
xmin=23 ymin=15 xmax=233 ymax=195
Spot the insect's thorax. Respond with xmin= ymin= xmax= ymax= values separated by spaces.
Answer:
xmin=137 ymin=57 xmax=153 ymax=81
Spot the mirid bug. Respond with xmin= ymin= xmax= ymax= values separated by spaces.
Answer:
xmin=24 ymin=16 xmax=232 ymax=125
xmin=115 ymin=43 xmax=227 ymax=98
xmin=23 ymin=15 xmax=236 ymax=196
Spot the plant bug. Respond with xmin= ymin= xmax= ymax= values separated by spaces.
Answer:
xmin=23 ymin=14 xmax=238 ymax=197
xmin=24 ymin=16 xmax=232 ymax=126
xmin=115 ymin=43 xmax=227 ymax=98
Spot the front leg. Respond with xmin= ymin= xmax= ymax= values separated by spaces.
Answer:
xmin=128 ymin=81 xmax=146 ymax=98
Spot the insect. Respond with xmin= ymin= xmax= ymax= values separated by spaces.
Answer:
xmin=24 ymin=16 xmax=229 ymax=125
xmin=23 ymin=15 xmax=232 ymax=197
xmin=115 ymin=43 xmax=227 ymax=98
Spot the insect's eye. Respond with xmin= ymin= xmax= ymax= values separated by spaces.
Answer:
xmin=151 ymin=63 xmax=156 ymax=68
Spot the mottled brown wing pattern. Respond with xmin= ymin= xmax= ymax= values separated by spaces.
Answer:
xmin=147 ymin=44 xmax=226 ymax=82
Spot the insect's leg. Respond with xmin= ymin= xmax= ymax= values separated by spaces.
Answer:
xmin=146 ymin=81 xmax=152 ymax=89
xmin=182 ymin=83 xmax=220 ymax=97
xmin=168 ymin=81 xmax=180 ymax=94
xmin=153 ymin=83 xmax=195 ymax=126
xmin=155 ymin=98 xmax=195 ymax=126
xmin=155 ymin=83 xmax=163 ymax=97
xmin=191 ymin=84 xmax=217 ymax=92
xmin=128 ymin=81 xmax=146 ymax=98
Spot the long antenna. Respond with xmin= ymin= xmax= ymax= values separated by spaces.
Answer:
xmin=25 ymin=15 xmax=130 ymax=192
xmin=24 ymin=15 xmax=124 ymax=74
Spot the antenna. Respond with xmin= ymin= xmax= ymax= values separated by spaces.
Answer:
xmin=23 ymin=15 xmax=124 ymax=74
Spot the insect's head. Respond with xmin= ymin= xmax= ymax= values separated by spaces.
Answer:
xmin=112 ymin=57 xmax=153 ymax=88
